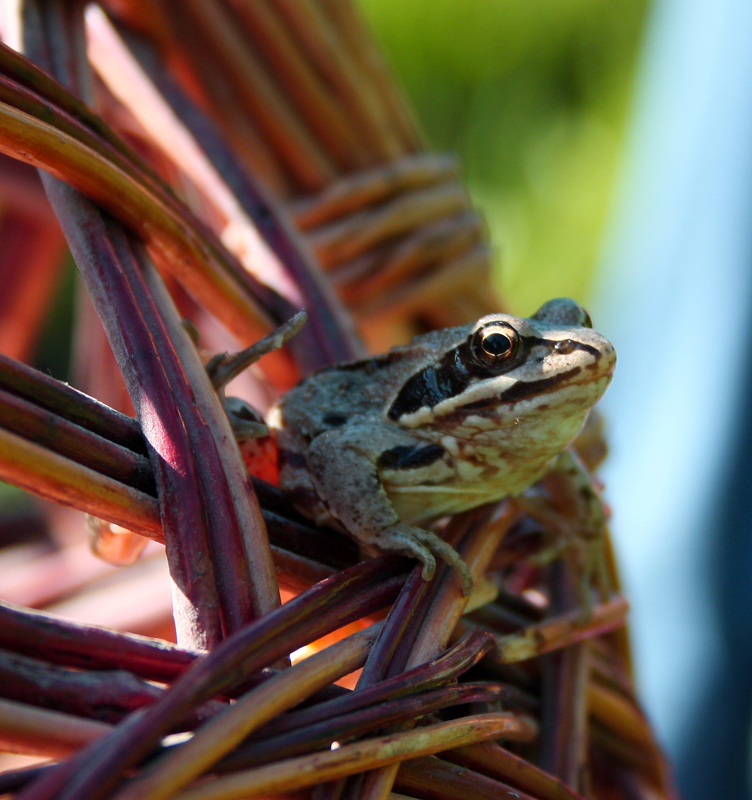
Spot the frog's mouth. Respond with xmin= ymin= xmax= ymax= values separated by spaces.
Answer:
xmin=447 ymin=362 xmax=614 ymax=423
xmin=441 ymin=367 xmax=580 ymax=414
xmin=496 ymin=366 xmax=583 ymax=403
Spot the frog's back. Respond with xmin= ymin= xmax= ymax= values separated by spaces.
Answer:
xmin=269 ymin=354 xmax=415 ymax=528
xmin=274 ymin=343 xmax=444 ymax=443
xmin=273 ymin=357 xmax=387 ymax=448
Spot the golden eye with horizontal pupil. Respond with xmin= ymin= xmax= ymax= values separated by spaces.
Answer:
xmin=470 ymin=322 xmax=519 ymax=368
xmin=482 ymin=331 xmax=512 ymax=356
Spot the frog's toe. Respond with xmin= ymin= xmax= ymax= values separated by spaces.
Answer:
xmin=372 ymin=524 xmax=473 ymax=595
xmin=223 ymin=396 xmax=269 ymax=441
xmin=583 ymin=540 xmax=612 ymax=604
xmin=404 ymin=527 xmax=474 ymax=596
xmin=375 ymin=524 xmax=437 ymax=580
xmin=418 ymin=556 xmax=437 ymax=582
xmin=560 ymin=537 xmax=611 ymax=618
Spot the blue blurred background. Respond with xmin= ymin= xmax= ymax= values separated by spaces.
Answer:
xmin=361 ymin=1 xmax=752 ymax=796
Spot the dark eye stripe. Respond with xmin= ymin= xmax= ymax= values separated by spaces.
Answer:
xmin=498 ymin=367 xmax=582 ymax=403
xmin=387 ymin=333 xmax=530 ymax=421
xmin=387 ymin=346 xmax=472 ymax=420
xmin=377 ymin=443 xmax=446 ymax=471
xmin=456 ymin=396 xmax=498 ymax=412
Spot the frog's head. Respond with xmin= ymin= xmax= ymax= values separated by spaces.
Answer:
xmin=387 ymin=298 xmax=616 ymax=437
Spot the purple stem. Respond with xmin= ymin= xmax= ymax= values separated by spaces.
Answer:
xmin=18 ymin=558 xmax=407 ymax=800
xmin=0 ymin=602 xmax=198 ymax=682
xmin=219 ymin=682 xmax=506 ymax=770
xmin=118 ymin=24 xmax=363 ymax=369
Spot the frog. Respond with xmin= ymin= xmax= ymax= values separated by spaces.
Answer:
xmin=267 ymin=299 xmax=616 ymax=596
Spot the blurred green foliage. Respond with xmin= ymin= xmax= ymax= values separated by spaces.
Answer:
xmin=34 ymin=258 xmax=76 ymax=382
xmin=359 ymin=0 xmax=651 ymax=315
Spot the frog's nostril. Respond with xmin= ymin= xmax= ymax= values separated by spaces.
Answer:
xmin=554 ymin=339 xmax=577 ymax=355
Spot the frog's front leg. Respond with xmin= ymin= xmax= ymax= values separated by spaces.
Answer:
xmin=517 ymin=448 xmax=610 ymax=610
xmin=305 ymin=427 xmax=474 ymax=594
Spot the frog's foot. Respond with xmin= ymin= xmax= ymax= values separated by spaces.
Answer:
xmin=188 ymin=312 xmax=305 ymax=443
xmin=373 ymin=523 xmax=474 ymax=596
xmin=572 ymin=537 xmax=612 ymax=617
xmin=518 ymin=449 xmax=612 ymax=615
xmin=222 ymin=396 xmax=269 ymax=442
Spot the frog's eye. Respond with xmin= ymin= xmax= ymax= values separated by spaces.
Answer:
xmin=482 ymin=331 xmax=513 ymax=357
xmin=470 ymin=322 xmax=520 ymax=369
xmin=581 ymin=310 xmax=593 ymax=328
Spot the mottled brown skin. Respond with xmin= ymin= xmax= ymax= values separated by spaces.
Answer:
xmin=270 ymin=299 xmax=616 ymax=592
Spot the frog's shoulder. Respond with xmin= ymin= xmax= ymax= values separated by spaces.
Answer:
xmin=274 ymin=358 xmax=379 ymax=439
xmin=275 ymin=335 xmax=450 ymax=440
